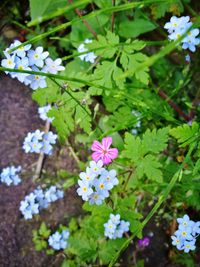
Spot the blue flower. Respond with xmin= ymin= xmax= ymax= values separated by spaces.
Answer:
xmin=77 ymin=39 xmax=97 ymax=64
xmin=23 ymin=130 xmax=57 ymax=155
xmin=20 ymin=186 xmax=64 ymax=220
xmin=9 ymin=40 xmax=31 ymax=58
xmin=28 ymin=46 xmax=49 ymax=68
xmin=77 ymin=180 xmax=93 ymax=201
xmin=48 ymin=229 xmax=69 ymax=250
xmin=89 ymin=192 xmax=104 ymax=205
xmin=79 ymin=167 xmax=96 ymax=185
xmin=104 ymin=213 xmax=130 ymax=240
xmin=171 ymin=235 xmax=183 ymax=250
xmin=177 ymin=214 xmax=194 ymax=228
xmin=43 ymin=58 xmax=65 ymax=74
xmin=171 ymin=214 xmax=199 ymax=253
xmin=164 ymin=16 xmax=190 ymax=34
xmin=0 ymin=166 xmax=22 ymax=186
xmin=20 ymin=193 xmax=40 ymax=220
xmin=183 ymin=240 xmax=196 ymax=253
xmin=1 ymin=52 xmax=16 ymax=73
xmin=27 ymin=66 xmax=47 ymax=90
xmin=164 ymin=16 xmax=200 ymax=53
xmin=44 ymin=186 xmax=64 ymax=203
xmin=100 ymin=169 xmax=119 ymax=189
xmin=38 ymin=104 xmax=54 ymax=123
xmin=89 ymin=160 xmax=104 ymax=176
xmin=94 ymin=176 xmax=112 ymax=198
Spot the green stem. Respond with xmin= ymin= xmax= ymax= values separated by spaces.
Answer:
xmin=108 ymin=143 xmax=195 ymax=267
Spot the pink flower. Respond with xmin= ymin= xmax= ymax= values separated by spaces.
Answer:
xmin=91 ymin=137 xmax=118 ymax=165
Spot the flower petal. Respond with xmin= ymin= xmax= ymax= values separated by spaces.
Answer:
xmin=91 ymin=140 xmax=103 ymax=151
xmin=102 ymin=137 xmax=112 ymax=150
xmin=91 ymin=151 xmax=102 ymax=162
xmin=102 ymin=154 xmax=112 ymax=165
xmin=107 ymin=148 xmax=118 ymax=160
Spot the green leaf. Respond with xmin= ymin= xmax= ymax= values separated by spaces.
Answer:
xmin=122 ymin=132 xmax=143 ymax=162
xmin=118 ymin=18 xmax=156 ymax=38
xmin=87 ymin=31 xmax=119 ymax=58
xmin=38 ymin=222 xmax=51 ymax=238
xmin=29 ymin=0 xmax=66 ymax=21
xmin=170 ymin=122 xmax=199 ymax=147
xmin=69 ymin=233 xmax=97 ymax=262
xmin=142 ymin=127 xmax=169 ymax=154
xmin=136 ymin=154 xmax=163 ymax=182
xmin=89 ymin=61 xmax=125 ymax=96
xmin=120 ymin=52 xmax=149 ymax=84
xmin=99 ymin=239 xmax=125 ymax=264
xmin=32 ymin=78 xmax=61 ymax=106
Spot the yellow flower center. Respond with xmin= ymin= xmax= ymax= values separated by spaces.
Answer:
xmin=83 ymin=187 xmax=87 ymax=192
xmin=35 ymin=75 xmax=40 ymax=80
xmin=34 ymin=54 xmax=39 ymax=59
xmin=18 ymin=66 xmax=24 ymax=70
xmin=7 ymin=60 xmax=13 ymax=65
xmin=100 ymin=184 xmax=104 ymax=189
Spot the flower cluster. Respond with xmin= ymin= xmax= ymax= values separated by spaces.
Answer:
xmin=20 ymin=186 xmax=64 ymax=220
xmin=0 ymin=166 xmax=22 ymax=186
xmin=1 ymin=40 xmax=65 ymax=90
xmin=164 ymin=16 xmax=200 ymax=52
xmin=77 ymin=39 xmax=97 ymax=63
xmin=91 ymin=137 xmax=118 ymax=165
xmin=171 ymin=214 xmax=200 ymax=253
xmin=77 ymin=160 xmax=119 ymax=205
xmin=38 ymin=104 xmax=54 ymax=123
xmin=104 ymin=214 xmax=130 ymax=239
xmin=48 ymin=229 xmax=69 ymax=250
xmin=23 ymin=129 xmax=57 ymax=155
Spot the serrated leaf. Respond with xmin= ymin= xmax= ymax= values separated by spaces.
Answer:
xmin=120 ymin=52 xmax=149 ymax=84
xmin=89 ymin=61 xmax=125 ymax=96
xmin=38 ymin=222 xmax=51 ymax=238
xmin=170 ymin=122 xmax=199 ymax=147
xmin=136 ymin=154 xmax=163 ymax=182
xmin=69 ymin=233 xmax=97 ymax=262
xmin=142 ymin=127 xmax=169 ymax=154
xmin=87 ymin=31 xmax=119 ymax=58
xmin=122 ymin=132 xmax=143 ymax=162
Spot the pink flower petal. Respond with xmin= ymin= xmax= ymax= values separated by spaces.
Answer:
xmin=91 ymin=151 xmax=102 ymax=162
xmin=107 ymin=148 xmax=118 ymax=159
xmin=102 ymin=154 xmax=112 ymax=165
xmin=91 ymin=140 xmax=103 ymax=152
xmin=102 ymin=137 xmax=112 ymax=150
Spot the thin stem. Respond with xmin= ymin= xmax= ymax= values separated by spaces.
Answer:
xmin=68 ymin=0 xmax=97 ymax=39
xmin=158 ymin=89 xmax=191 ymax=122
xmin=123 ymin=170 xmax=133 ymax=191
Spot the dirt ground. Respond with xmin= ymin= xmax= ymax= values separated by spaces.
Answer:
xmin=0 ymin=75 xmax=82 ymax=267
